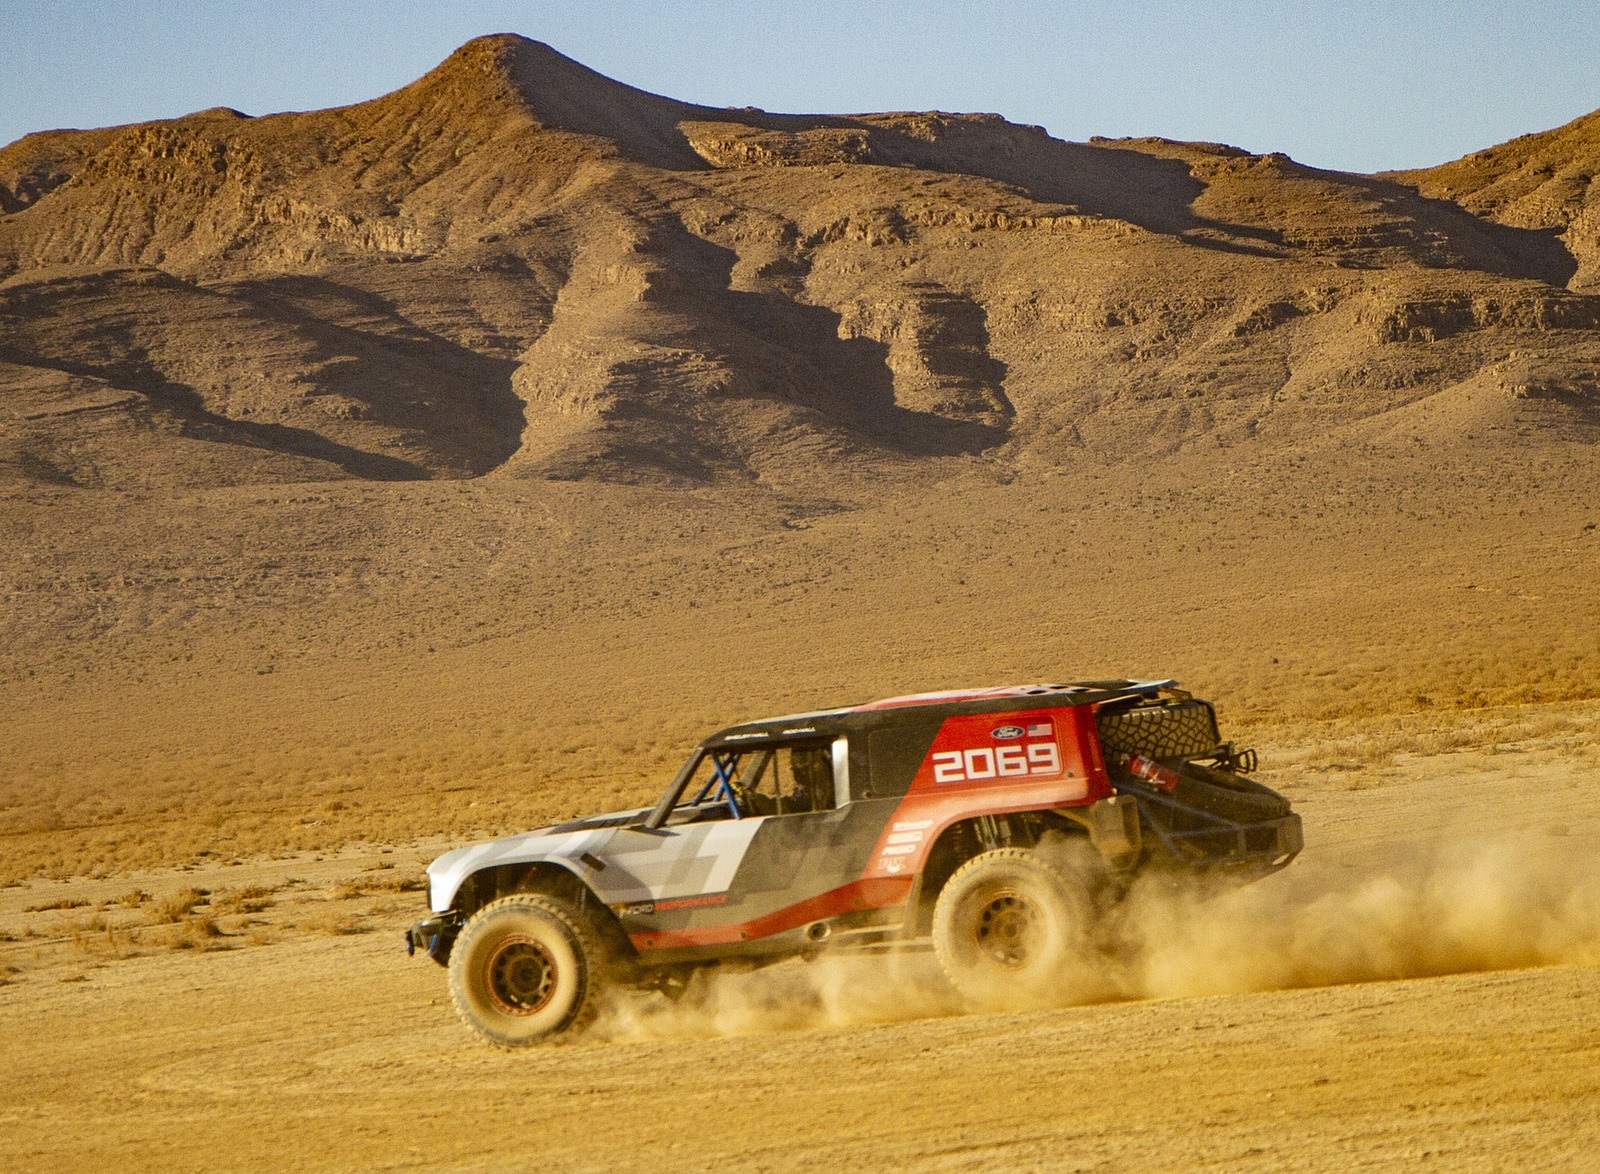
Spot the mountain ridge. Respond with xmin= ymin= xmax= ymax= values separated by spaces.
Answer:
xmin=1 ymin=33 xmax=1597 ymax=495
xmin=1393 ymin=104 xmax=1600 ymax=289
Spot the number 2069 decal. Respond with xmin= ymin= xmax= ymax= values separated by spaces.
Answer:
xmin=931 ymin=742 xmax=1060 ymax=784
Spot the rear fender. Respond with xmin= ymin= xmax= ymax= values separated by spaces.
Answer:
xmin=908 ymin=812 xmax=1077 ymax=935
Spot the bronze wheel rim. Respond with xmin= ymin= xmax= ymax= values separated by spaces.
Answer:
xmin=972 ymin=890 xmax=1039 ymax=968
xmin=484 ymin=935 xmax=558 ymax=1015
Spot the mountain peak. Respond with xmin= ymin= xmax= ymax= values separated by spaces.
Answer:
xmin=420 ymin=34 xmax=709 ymax=168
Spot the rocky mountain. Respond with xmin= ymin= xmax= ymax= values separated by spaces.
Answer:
xmin=1393 ymin=107 xmax=1600 ymax=290
xmin=4 ymin=33 xmax=1597 ymax=496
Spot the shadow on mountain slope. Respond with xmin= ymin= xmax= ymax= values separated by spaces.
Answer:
xmin=512 ymin=216 xmax=1011 ymax=485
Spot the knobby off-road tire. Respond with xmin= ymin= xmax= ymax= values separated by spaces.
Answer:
xmin=932 ymin=848 xmax=1088 ymax=1013
xmin=448 ymin=894 xmax=607 ymax=1047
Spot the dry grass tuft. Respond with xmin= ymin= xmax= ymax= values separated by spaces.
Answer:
xmin=300 ymin=909 xmax=370 ymax=936
xmin=332 ymin=872 xmax=425 ymax=900
xmin=212 ymin=884 xmax=277 ymax=914
xmin=65 ymin=913 xmax=109 ymax=950
xmin=71 ymin=920 xmax=139 ymax=959
xmin=146 ymin=888 xmax=210 ymax=925
xmin=163 ymin=916 xmax=228 ymax=951
xmin=25 ymin=897 xmax=89 ymax=913
xmin=368 ymin=871 xmax=426 ymax=893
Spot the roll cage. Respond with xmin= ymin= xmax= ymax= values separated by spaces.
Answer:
xmin=641 ymin=735 xmax=842 ymax=828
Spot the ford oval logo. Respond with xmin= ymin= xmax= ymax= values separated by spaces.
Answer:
xmin=991 ymin=725 xmax=1025 ymax=740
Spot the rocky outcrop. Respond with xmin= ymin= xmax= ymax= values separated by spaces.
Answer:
xmin=838 ymin=284 xmax=1011 ymax=427
xmin=1393 ymin=107 xmax=1600 ymax=290
xmin=1366 ymin=286 xmax=1600 ymax=343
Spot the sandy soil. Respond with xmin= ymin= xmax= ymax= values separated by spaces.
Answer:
xmin=4 ymin=720 xmax=1597 ymax=1173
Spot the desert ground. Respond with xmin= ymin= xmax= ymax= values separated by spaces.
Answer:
xmin=3 ymin=467 xmax=1598 ymax=1172
xmin=4 ymin=33 xmax=1600 ymax=1172
xmin=4 ymin=704 xmax=1598 ymax=1173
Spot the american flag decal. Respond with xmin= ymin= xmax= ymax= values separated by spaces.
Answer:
xmin=1026 ymin=722 xmax=1053 ymax=737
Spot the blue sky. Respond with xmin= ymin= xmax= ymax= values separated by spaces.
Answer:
xmin=2 ymin=1 xmax=1597 ymax=173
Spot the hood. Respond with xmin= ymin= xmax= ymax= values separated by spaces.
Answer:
xmin=423 ymin=805 xmax=652 ymax=912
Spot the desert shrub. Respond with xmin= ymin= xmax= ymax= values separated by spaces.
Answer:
xmin=212 ymin=885 xmax=276 ymax=914
xmin=57 ymin=911 xmax=108 ymax=938
xmin=362 ymin=871 xmax=426 ymax=893
xmin=300 ymin=909 xmax=369 ymax=936
xmin=333 ymin=872 xmax=425 ymax=899
xmin=147 ymin=888 xmax=210 ymax=925
xmin=25 ymin=897 xmax=88 ymax=913
xmin=166 ymin=915 xmax=226 ymax=950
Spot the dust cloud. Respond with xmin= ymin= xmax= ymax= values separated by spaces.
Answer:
xmin=592 ymin=948 xmax=962 ymax=1041
xmin=1122 ymin=834 xmax=1600 ymax=1000
xmin=592 ymin=833 xmax=1600 ymax=1041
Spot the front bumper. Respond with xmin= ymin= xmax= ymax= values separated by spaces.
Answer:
xmin=404 ymin=911 xmax=463 ymax=966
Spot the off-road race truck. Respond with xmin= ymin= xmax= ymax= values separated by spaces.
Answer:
xmin=406 ymin=679 xmax=1301 ymax=1046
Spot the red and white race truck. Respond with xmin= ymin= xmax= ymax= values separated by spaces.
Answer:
xmin=407 ymin=678 xmax=1301 ymax=1045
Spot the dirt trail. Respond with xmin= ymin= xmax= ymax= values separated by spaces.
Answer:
xmin=4 ymin=725 xmax=1598 ymax=1172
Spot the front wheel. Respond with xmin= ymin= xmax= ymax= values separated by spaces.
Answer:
xmin=932 ymin=848 xmax=1088 ymax=1012
xmin=447 ymin=894 xmax=607 ymax=1047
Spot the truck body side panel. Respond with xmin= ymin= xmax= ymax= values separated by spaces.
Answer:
xmin=862 ymin=705 xmax=1110 ymax=880
xmin=618 ymin=797 xmax=906 ymax=949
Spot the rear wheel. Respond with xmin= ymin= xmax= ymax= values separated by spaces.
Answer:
xmin=932 ymin=848 xmax=1087 ymax=1012
xmin=448 ymin=894 xmax=606 ymax=1047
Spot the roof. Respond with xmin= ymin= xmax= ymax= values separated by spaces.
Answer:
xmin=850 ymin=680 xmax=1171 ymax=711
xmin=701 ymin=679 xmax=1177 ymax=747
